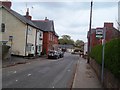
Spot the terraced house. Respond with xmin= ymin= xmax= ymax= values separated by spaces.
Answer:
xmin=33 ymin=18 xmax=59 ymax=55
xmin=0 ymin=1 xmax=43 ymax=57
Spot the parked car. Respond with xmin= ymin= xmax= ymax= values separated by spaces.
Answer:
xmin=58 ymin=51 xmax=64 ymax=58
xmin=48 ymin=50 xmax=59 ymax=59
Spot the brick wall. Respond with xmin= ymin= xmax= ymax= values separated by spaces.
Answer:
xmin=90 ymin=58 xmax=120 ymax=88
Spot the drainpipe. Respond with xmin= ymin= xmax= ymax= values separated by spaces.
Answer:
xmin=35 ymin=29 xmax=37 ymax=57
xmin=25 ymin=24 xmax=28 ymax=56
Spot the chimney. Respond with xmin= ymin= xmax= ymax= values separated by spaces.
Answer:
xmin=24 ymin=8 xmax=32 ymax=20
xmin=0 ymin=1 xmax=12 ymax=9
xmin=104 ymin=22 xmax=113 ymax=28
xmin=45 ymin=17 xmax=49 ymax=21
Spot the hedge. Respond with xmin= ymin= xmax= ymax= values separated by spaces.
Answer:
xmin=90 ymin=38 xmax=120 ymax=80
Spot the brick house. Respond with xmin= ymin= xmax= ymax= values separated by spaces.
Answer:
xmin=87 ymin=22 xmax=120 ymax=48
xmin=32 ymin=18 xmax=59 ymax=55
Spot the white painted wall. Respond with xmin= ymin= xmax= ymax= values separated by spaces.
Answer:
xmin=84 ymin=42 xmax=88 ymax=55
xmin=36 ymin=30 xmax=43 ymax=55
xmin=1 ymin=7 xmax=26 ymax=56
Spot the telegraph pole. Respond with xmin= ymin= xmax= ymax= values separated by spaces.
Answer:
xmin=87 ymin=1 xmax=93 ymax=63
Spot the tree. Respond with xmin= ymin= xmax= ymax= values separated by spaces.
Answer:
xmin=58 ymin=35 xmax=74 ymax=45
xmin=75 ymin=40 xmax=84 ymax=51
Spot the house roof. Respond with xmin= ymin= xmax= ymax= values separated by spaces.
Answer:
xmin=32 ymin=20 xmax=54 ymax=32
xmin=0 ymin=5 xmax=41 ymax=30
xmin=32 ymin=20 xmax=59 ymax=37
xmin=58 ymin=44 xmax=74 ymax=49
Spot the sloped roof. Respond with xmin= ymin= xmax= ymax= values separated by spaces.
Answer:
xmin=0 ymin=5 xmax=40 ymax=29
xmin=32 ymin=20 xmax=54 ymax=32
xmin=33 ymin=20 xmax=59 ymax=37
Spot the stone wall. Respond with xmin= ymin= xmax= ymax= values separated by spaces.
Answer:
xmin=89 ymin=58 xmax=120 ymax=89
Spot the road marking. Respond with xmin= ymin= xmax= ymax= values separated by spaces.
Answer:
xmin=15 ymin=80 xmax=18 ymax=82
xmin=28 ymin=63 xmax=31 ymax=64
xmin=27 ymin=74 xmax=32 ymax=76
xmin=68 ymin=69 xmax=71 ymax=72
xmin=14 ymin=71 xmax=17 ymax=73
xmin=52 ymin=86 xmax=54 ymax=88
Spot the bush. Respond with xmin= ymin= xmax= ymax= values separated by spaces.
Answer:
xmin=90 ymin=38 xmax=120 ymax=80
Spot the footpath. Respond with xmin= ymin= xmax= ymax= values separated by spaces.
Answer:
xmin=72 ymin=57 xmax=102 ymax=88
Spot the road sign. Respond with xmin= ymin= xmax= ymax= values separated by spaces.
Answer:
xmin=96 ymin=29 xmax=103 ymax=39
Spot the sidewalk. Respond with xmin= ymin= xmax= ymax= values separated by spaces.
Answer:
xmin=72 ymin=57 xmax=102 ymax=88
xmin=2 ymin=55 xmax=47 ymax=68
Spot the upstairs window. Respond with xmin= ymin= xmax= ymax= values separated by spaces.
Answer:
xmin=1 ymin=23 xmax=5 ymax=32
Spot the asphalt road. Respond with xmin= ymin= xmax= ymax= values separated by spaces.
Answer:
xmin=2 ymin=53 xmax=79 ymax=88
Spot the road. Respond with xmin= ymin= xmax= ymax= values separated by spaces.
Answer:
xmin=2 ymin=53 xmax=79 ymax=88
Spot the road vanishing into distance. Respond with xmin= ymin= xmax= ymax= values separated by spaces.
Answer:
xmin=3 ymin=53 xmax=80 ymax=88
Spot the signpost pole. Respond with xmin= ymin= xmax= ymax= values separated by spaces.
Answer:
xmin=101 ymin=27 xmax=106 ymax=84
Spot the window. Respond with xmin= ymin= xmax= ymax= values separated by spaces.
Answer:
xmin=28 ymin=28 xmax=32 ymax=35
xmin=1 ymin=23 xmax=5 ymax=32
xmin=40 ymin=32 xmax=41 ymax=37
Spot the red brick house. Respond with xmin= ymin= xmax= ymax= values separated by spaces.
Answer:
xmin=87 ymin=22 xmax=120 ymax=48
xmin=32 ymin=18 xmax=59 ymax=55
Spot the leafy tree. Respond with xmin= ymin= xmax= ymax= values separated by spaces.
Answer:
xmin=58 ymin=35 xmax=74 ymax=45
xmin=75 ymin=40 xmax=84 ymax=51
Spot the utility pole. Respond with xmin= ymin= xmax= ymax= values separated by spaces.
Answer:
xmin=87 ymin=1 xmax=93 ymax=63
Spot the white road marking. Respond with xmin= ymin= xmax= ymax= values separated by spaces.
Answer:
xmin=14 ymin=71 xmax=17 ymax=73
xmin=68 ymin=69 xmax=71 ymax=72
xmin=27 ymin=74 xmax=32 ymax=76
xmin=52 ymin=86 xmax=54 ymax=88
xmin=15 ymin=80 xmax=18 ymax=82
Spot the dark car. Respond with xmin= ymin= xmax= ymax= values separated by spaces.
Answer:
xmin=58 ymin=51 xmax=64 ymax=58
xmin=48 ymin=50 xmax=59 ymax=59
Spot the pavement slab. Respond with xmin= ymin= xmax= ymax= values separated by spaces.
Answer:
xmin=72 ymin=57 xmax=102 ymax=88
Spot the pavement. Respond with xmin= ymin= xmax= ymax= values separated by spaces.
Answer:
xmin=72 ymin=57 xmax=102 ymax=88
xmin=2 ymin=55 xmax=47 ymax=68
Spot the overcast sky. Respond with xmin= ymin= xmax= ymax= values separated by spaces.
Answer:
xmin=10 ymin=0 xmax=119 ymax=42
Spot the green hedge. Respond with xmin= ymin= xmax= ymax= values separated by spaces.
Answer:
xmin=90 ymin=38 xmax=120 ymax=80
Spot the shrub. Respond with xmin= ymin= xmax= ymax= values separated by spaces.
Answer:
xmin=90 ymin=38 xmax=120 ymax=80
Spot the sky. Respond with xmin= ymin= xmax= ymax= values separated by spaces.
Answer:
xmin=10 ymin=0 xmax=119 ymax=42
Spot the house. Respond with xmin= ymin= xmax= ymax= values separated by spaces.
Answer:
xmin=83 ymin=42 xmax=88 ymax=55
xmin=0 ymin=1 xmax=43 ymax=57
xmin=58 ymin=44 xmax=74 ymax=52
xmin=32 ymin=17 xmax=59 ymax=55
xmin=87 ymin=22 xmax=120 ymax=48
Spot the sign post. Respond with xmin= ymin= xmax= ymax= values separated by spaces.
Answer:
xmin=96 ymin=28 xmax=106 ymax=84
xmin=101 ymin=28 xmax=106 ymax=84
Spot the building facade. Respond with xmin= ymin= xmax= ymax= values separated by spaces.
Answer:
xmin=88 ymin=22 xmax=120 ymax=48
xmin=0 ymin=1 xmax=43 ymax=57
xmin=33 ymin=18 xmax=59 ymax=55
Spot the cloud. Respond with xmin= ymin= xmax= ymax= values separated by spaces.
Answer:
xmin=11 ymin=1 xmax=118 ymax=42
